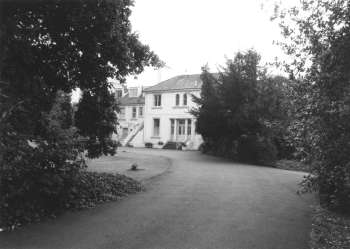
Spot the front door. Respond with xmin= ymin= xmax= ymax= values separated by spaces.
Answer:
xmin=177 ymin=119 xmax=186 ymax=142
xmin=170 ymin=119 xmax=187 ymax=142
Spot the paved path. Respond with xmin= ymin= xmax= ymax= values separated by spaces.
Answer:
xmin=0 ymin=149 xmax=315 ymax=249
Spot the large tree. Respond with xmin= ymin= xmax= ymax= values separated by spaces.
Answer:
xmin=193 ymin=50 xmax=289 ymax=165
xmin=192 ymin=66 xmax=226 ymax=144
xmin=0 ymin=0 xmax=161 ymax=156
xmin=274 ymin=0 xmax=350 ymax=211
xmin=0 ymin=0 xmax=161 ymax=228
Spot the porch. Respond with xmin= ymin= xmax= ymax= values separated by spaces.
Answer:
xmin=169 ymin=118 xmax=196 ymax=143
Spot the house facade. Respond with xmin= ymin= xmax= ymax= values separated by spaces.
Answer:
xmin=115 ymin=74 xmax=203 ymax=150
xmin=142 ymin=74 xmax=203 ymax=150
xmin=115 ymin=86 xmax=145 ymax=147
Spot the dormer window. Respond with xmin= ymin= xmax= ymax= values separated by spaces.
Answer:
xmin=154 ymin=94 xmax=161 ymax=106
xmin=183 ymin=94 xmax=187 ymax=106
xmin=175 ymin=94 xmax=180 ymax=106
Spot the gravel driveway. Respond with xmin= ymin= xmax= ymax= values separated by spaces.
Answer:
xmin=0 ymin=148 xmax=315 ymax=249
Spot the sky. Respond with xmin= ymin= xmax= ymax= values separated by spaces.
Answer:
xmin=125 ymin=0 xmax=297 ymax=87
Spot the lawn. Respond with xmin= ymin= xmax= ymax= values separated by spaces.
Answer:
xmin=86 ymin=150 xmax=171 ymax=182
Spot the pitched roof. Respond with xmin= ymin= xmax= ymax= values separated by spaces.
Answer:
xmin=143 ymin=74 xmax=202 ymax=93
xmin=117 ymin=94 xmax=145 ymax=106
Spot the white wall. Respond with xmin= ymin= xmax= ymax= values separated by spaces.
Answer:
xmin=118 ymin=105 xmax=144 ymax=124
xmin=115 ymin=104 xmax=144 ymax=142
xmin=144 ymin=90 xmax=202 ymax=149
xmin=128 ymin=127 xmax=144 ymax=147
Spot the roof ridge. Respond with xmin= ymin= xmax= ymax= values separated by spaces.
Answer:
xmin=144 ymin=74 xmax=202 ymax=92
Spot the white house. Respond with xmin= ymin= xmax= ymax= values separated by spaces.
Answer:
xmin=115 ymin=86 xmax=145 ymax=147
xmin=142 ymin=74 xmax=203 ymax=150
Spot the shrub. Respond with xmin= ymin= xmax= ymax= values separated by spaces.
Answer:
xmin=0 ymin=137 xmax=84 ymax=230
xmin=309 ymin=206 xmax=350 ymax=249
xmin=202 ymin=134 xmax=277 ymax=166
xmin=130 ymin=163 xmax=138 ymax=171
xmin=0 ymin=93 xmax=86 ymax=230
xmin=0 ymin=169 xmax=142 ymax=230
xmin=145 ymin=142 xmax=153 ymax=148
xmin=255 ymin=137 xmax=278 ymax=166
xmin=64 ymin=171 xmax=142 ymax=209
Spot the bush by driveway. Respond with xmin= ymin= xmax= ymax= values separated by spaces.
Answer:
xmin=310 ymin=206 xmax=350 ymax=249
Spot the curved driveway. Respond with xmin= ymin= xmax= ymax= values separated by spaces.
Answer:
xmin=0 ymin=149 xmax=315 ymax=249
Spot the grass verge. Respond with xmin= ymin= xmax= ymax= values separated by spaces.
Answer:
xmin=275 ymin=159 xmax=310 ymax=172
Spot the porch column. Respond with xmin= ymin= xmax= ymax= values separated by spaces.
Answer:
xmin=192 ymin=119 xmax=196 ymax=138
xmin=174 ymin=119 xmax=177 ymax=141
xmin=185 ymin=119 xmax=188 ymax=140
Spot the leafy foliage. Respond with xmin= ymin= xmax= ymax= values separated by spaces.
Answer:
xmin=0 ymin=0 xmax=159 ymax=229
xmin=0 ymin=0 xmax=161 ymax=157
xmin=192 ymin=50 xmax=291 ymax=165
xmin=0 ymin=92 xmax=85 ymax=230
xmin=75 ymin=89 xmax=118 ymax=158
xmin=0 ymin=92 xmax=142 ymax=230
xmin=192 ymin=66 xmax=226 ymax=140
xmin=274 ymin=0 xmax=350 ymax=211
xmin=1 ymin=168 xmax=142 ymax=230
xmin=309 ymin=206 xmax=350 ymax=249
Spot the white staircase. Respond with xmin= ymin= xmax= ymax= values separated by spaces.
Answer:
xmin=121 ymin=121 xmax=144 ymax=146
